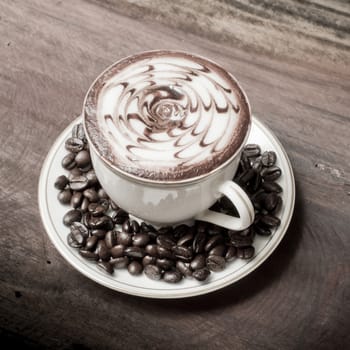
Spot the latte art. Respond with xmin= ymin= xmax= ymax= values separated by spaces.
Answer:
xmin=84 ymin=51 xmax=250 ymax=181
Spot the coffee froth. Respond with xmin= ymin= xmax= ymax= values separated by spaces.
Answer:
xmin=84 ymin=51 xmax=251 ymax=181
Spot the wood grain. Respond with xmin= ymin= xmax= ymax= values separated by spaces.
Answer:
xmin=0 ymin=0 xmax=349 ymax=349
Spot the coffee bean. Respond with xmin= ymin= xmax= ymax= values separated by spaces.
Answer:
xmin=124 ymin=246 xmax=144 ymax=258
xmin=98 ymin=188 xmax=109 ymax=200
xmin=260 ymin=214 xmax=281 ymax=228
xmin=86 ymin=170 xmax=98 ymax=186
xmin=228 ymin=230 xmax=253 ymax=247
xmin=79 ymin=249 xmax=99 ymax=261
xmin=207 ymin=225 xmax=223 ymax=236
xmin=238 ymin=168 xmax=255 ymax=184
xmin=252 ymin=173 xmax=262 ymax=192
xmin=81 ymin=197 xmax=90 ymax=212
xmin=69 ymin=175 xmax=89 ymax=191
xmin=97 ymin=261 xmax=114 ymax=274
xmin=253 ymin=225 xmax=272 ymax=236
xmin=173 ymin=224 xmax=190 ymax=238
xmin=54 ymin=175 xmax=69 ymax=190
xmin=263 ymin=192 xmax=279 ymax=212
xmin=70 ymin=167 xmax=82 ymax=176
xmin=75 ymin=150 xmax=91 ymax=168
xmin=96 ymin=240 xmax=110 ymax=261
xmin=133 ymin=233 xmax=150 ymax=247
xmin=176 ymin=261 xmax=192 ymax=277
xmin=99 ymin=199 xmax=110 ymax=212
xmin=225 ymin=246 xmax=237 ymax=261
xmin=206 ymin=255 xmax=226 ymax=272
xmin=72 ymin=123 xmax=86 ymax=141
xmin=91 ymin=229 xmax=107 ymax=239
xmin=130 ymin=220 xmax=140 ymax=233
xmin=88 ymin=215 xmax=114 ymax=230
xmin=204 ymin=235 xmax=223 ymax=252
xmin=156 ymin=258 xmax=175 ymax=271
xmin=156 ymin=235 xmax=176 ymax=250
xmin=140 ymin=222 xmax=156 ymax=234
xmin=112 ymin=208 xmax=129 ymax=224
xmin=142 ymin=255 xmax=156 ymax=266
xmin=85 ymin=235 xmax=99 ymax=251
xmin=105 ymin=230 xmax=117 ymax=248
xmin=82 ymin=188 xmax=98 ymax=203
xmin=58 ymin=189 xmax=72 ymax=204
xmin=128 ymin=261 xmax=143 ymax=275
xmin=261 ymin=151 xmax=277 ymax=167
xmin=71 ymin=222 xmax=89 ymax=238
xmin=190 ymin=254 xmax=206 ymax=270
xmin=192 ymin=268 xmax=210 ymax=281
xmin=271 ymin=196 xmax=283 ymax=215
xmin=252 ymin=156 xmax=263 ymax=173
xmin=63 ymin=209 xmax=82 ymax=226
xmin=240 ymin=153 xmax=251 ymax=171
xmin=88 ymin=203 xmax=105 ymax=217
xmin=117 ymin=231 xmax=132 ymax=246
xmin=157 ymin=246 xmax=174 ymax=259
xmin=65 ymin=137 xmax=84 ymax=153
xmin=243 ymin=144 xmax=261 ymax=158
xmin=163 ymin=270 xmax=182 ymax=283
xmin=158 ymin=226 xmax=173 ymax=236
xmin=193 ymin=231 xmax=207 ymax=254
xmin=177 ymin=232 xmax=194 ymax=246
xmin=261 ymin=166 xmax=281 ymax=182
xmin=62 ymin=153 xmax=76 ymax=170
xmin=67 ymin=233 xmax=82 ymax=248
xmin=208 ymin=244 xmax=226 ymax=257
xmin=144 ymin=265 xmax=162 ymax=280
xmin=71 ymin=192 xmax=83 ymax=209
xmin=237 ymin=246 xmax=255 ymax=259
xmin=110 ymin=244 xmax=125 ymax=258
xmin=262 ymin=181 xmax=283 ymax=193
xmin=145 ymin=244 xmax=158 ymax=257
xmin=122 ymin=219 xmax=132 ymax=233
xmin=110 ymin=256 xmax=129 ymax=269
xmin=173 ymin=246 xmax=193 ymax=262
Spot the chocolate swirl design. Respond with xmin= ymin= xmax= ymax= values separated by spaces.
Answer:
xmin=84 ymin=51 xmax=250 ymax=181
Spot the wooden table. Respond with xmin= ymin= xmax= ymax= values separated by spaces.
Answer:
xmin=1 ymin=1 xmax=349 ymax=349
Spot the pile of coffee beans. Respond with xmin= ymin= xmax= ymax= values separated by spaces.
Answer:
xmin=54 ymin=123 xmax=283 ymax=283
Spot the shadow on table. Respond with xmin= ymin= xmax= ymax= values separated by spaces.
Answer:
xmin=114 ymin=184 xmax=303 ymax=312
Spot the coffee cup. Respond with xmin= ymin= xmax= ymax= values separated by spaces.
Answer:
xmin=83 ymin=50 xmax=254 ymax=230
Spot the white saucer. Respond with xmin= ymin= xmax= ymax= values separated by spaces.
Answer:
xmin=38 ymin=116 xmax=295 ymax=299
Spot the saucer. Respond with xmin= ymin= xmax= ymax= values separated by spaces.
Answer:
xmin=38 ymin=116 xmax=295 ymax=299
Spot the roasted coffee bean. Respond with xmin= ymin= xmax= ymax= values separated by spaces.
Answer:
xmin=110 ymin=256 xmax=129 ymax=269
xmin=228 ymin=230 xmax=253 ymax=247
xmin=157 ymin=235 xmax=176 ymax=250
xmin=65 ymin=137 xmax=84 ymax=153
xmin=192 ymin=268 xmax=210 ymax=281
xmin=110 ymin=244 xmax=125 ymax=258
xmin=204 ymin=235 xmax=223 ymax=252
xmin=261 ymin=151 xmax=277 ymax=167
xmin=122 ymin=219 xmax=132 ymax=233
xmin=72 ymin=123 xmax=85 ymax=141
xmin=54 ymin=175 xmax=69 ymax=190
xmin=88 ymin=215 xmax=114 ymax=230
xmin=237 ymin=168 xmax=255 ymax=184
xmin=190 ymin=254 xmax=206 ymax=270
xmin=86 ymin=170 xmax=98 ymax=186
xmin=140 ymin=222 xmax=156 ymax=234
xmin=124 ymin=246 xmax=145 ymax=258
xmin=157 ymin=246 xmax=174 ymax=259
xmin=70 ymin=167 xmax=82 ymax=176
xmin=252 ymin=156 xmax=263 ymax=173
xmin=173 ymin=246 xmax=193 ymax=262
xmin=79 ymin=249 xmax=99 ymax=261
xmin=176 ymin=261 xmax=192 ymax=277
xmin=63 ymin=209 xmax=82 ymax=226
xmin=237 ymin=246 xmax=255 ymax=259
xmin=75 ymin=150 xmax=91 ymax=168
xmin=128 ymin=261 xmax=143 ymax=275
xmin=173 ymin=224 xmax=190 ymax=238
xmin=164 ymin=270 xmax=182 ymax=283
xmin=70 ymin=230 xmax=86 ymax=247
xmin=71 ymin=222 xmax=89 ymax=238
xmin=271 ymin=196 xmax=283 ymax=215
xmin=261 ymin=166 xmax=281 ymax=182
xmin=67 ymin=233 xmax=83 ymax=248
xmin=97 ymin=261 xmax=114 ymax=274
xmin=253 ymin=225 xmax=272 ymax=236
xmin=193 ymin=231 xmax=207 ymax=254
xmin=243 ymin=144 xmax=261 ymax=158
xmin=252 ymin=173 xmax=262 ymax=192
xmin=97 ymin=188 xmax=109 ymax=200
xmin=99 ymin=199 xmax=109 ymax=211
xmin=81 ymin=197 xmax=90 ymax=212
xmin=58 ymin=189 xmax=72 ymax=204
xmin=156 ymin=258 xmax=175 ymax=271
xmin=207 ymin=225 xmax=223 ymax=236
xmin=85 ymin=235 xmax=99 ymax=251
xmin=69 ymin=175 xmax=89 ymax=191
xmin=208 ymin=245 xmax=226 ymax=257
xmin=263 ymin=192 xmax=279 ymax=212
xmin=62 ymin=153 xmax=76 ymax=170
xmin=96 ymin=240 xmax=110 ymax=261
xmin=206 ymin=255 xmax=226 ymax=272
xmin=117 ymin=231 xmax=132 ymax=246
xmin=144 ymin=265 xmax=162 ymax=280
xmin=262 ymin=181 xmax=283 ymax=193
xmin=71 ymin=192 xmax=83 ymax=209
xmin=81 ymin=212 xmax=90 ymax=227
xmin=83 ymin=188 xmax=99 ymax=202
xmin=133 ymin=233 xmax=150 ymax=247
xmin=177 ymin=232 xmax=194 ymax=246
xmin=225 ymin=246 xmax=237 ymax=261
xmin=88 ymin=203 xmax=105 ymax=217
xmin=105 ymin=230 xmax=117 ymax=248
xmin=260 ymin=214 xmax=281 ymax=228
xmin=131 ymin=220 xmax=140 ymax=233
xmin=251 ymin=190 xmax=266 ymax=211
xmin=142 ymin=255 xmax=157 ymax=266
xmin=91 ymin=229 xmax=107 ymax=239
xmin=145 ymin=244 xmax=158 ymax=257
xmin=240 ymin=153 xmax=251 ymax=171
xmin=158 ymin=226 xmax=173 ymax=236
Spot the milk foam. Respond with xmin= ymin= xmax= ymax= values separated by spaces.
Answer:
xmin=84 ymin=51 xmax=250 ymax=181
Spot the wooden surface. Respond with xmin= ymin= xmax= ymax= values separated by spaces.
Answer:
xmin=1 ymin=0 xmax=349 ymax=349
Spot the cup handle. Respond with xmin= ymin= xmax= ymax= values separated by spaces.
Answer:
xmin=195 ymin=181 xmax=255 ymax=231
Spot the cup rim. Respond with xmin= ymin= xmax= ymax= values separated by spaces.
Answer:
xmin=82 ymin=49 xmax=252 ymax=186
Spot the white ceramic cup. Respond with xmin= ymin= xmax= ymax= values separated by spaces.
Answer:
xmin=83 ymin=51 xmax=255 ymax=230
